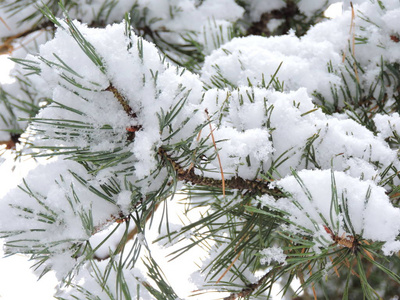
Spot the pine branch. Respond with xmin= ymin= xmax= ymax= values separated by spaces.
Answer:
xmin=106 ymin=84 xmax=142 ymax=141
xmin=104 ymin=80 xmax=282 ymax=198
xmin=105 ymin=84 xmax=142 ymax=141
xmin=3 ymin=2 xmax=400 ymax=299
xmin=104 ymin=84 xmax=135 ymax=118
xmin=158 ymin=147 xmax=283 ymax=197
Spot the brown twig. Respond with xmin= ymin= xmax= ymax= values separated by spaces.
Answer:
xmin=223 ymin=268 xmax=278 ymax=300
xmin=0 ymin=139 xmax=17 ymax=150
xmin=159 ymin=147 xmax=280 ymax=196
xmin=0 ymin=134 xmax=20 ymax=150
xmin=0 ymin=20 xmax=53 ymax=55
xmin=105 ymin=84 xmax=142 ymax=140
xmin=105 ymin=84 xmax=137 ymax=118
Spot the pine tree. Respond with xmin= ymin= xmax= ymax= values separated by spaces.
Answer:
xmin=1 ymin=1 xmax=400 ymax=299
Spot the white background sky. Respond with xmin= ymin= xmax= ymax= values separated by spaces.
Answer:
xmin=0 ymin=3 xmax=343 ymax=299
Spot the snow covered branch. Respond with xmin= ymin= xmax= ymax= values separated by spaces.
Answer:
xmin=1 ymin=0 xmax=400 ymax=299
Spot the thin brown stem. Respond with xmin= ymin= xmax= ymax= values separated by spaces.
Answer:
xmin=0 ymin=134 xmax=20 ymax=150
xmin=105 ymin=84 xmax=141 ymax=140
xmin=205 ymin=108 xmax=225 ymax=197
xmin=158 ymin=148 xmax=281 ymax=196
xmin=223 ymin=268 xmax=278 ymax=300
xmin=0 ymin=21 xmax=53 ymax=55
xmin=105 ymin=84 xmax=136 ymax=118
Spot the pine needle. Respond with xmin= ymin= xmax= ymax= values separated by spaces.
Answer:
xmin=308 ymin=264 xmax=318 ymax=300
xmin=341 ymin=2 xmax=360 ymax=88
xmin=349 ymin=2 xmax=360 ymax=83
xmin=329 ymin=255 xmax=340 ymax=277
xmin=205 ymin=109 xmax=225 ymax=197
xmin=0 ymin=17 xmax=11 ymax=31
xmin=188 ymin=129 xmax=203 ymax=172
xmin=216 ymin=250 xmax=242 ymax=284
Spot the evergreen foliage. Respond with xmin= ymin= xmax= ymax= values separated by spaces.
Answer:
xmin=1 ymin=0 xmax=400 ymax=299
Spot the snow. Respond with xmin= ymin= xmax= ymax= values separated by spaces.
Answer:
xmin=259 ymin=246 xmax=287 ymax=265
xmin=117 ymin=190 xmax=133 ymax=214
xmin=0 ymin=56 xmax=14 ymax=84
xmin=298 ymin=1 xmax=340 ymax=16
xmin=202 ymin=0 xmax=400 ymax=109
xmin=0 ymin=157 xmax=121 ymax=278
xmin=324 ymin=2 xmax=343 ymax=18
xmin=259 ymin=169 xmax=400 ymax=255
xmin=190 ymin=241 xmax=258 ymax=292
xmin=207 ymin=126 xmax=273 ymax=179
xmin=1 ymin=0 xmax=400 ymax=298
xmin=201 ymin=32 xmax=343 ymax=104
xmin=383 ymin=8 xmax=400 ymax=32
xmin=201 ymin=86 xmax=397 ymax=181
xmin=54 ymin=259 xmax=150 ymax=300
xmin=374 ymin=113 xmax=400 ymax=140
